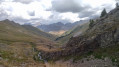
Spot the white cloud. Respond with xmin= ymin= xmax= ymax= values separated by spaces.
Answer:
xmin=50 ymin=0 xmax=116 ymax=20
xmin=0 ymin=0 xmax=52 ymax=24
xmin=0 ymin=0 xmax=117 ymax=25
xmin=59 ymin=12 xmax=80 ymax=22
xmin=13 ymin=0 xmax=41 ymax=4
xmin=82 ymin=0 xmax=115 ymax=8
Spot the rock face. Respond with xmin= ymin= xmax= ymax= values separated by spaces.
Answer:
xmin=41 ymin=7 xmax=119 ymax=62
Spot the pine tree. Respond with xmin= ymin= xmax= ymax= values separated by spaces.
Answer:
xmin=100 ymin=8 xmax=107 ymax=18
xmin=116 ymin=3 xmax=118 ymax=7
xmin=89 ymin=19 xmax=94 ymax=28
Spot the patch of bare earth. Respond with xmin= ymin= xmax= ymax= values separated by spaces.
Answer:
xmin=49 ymin=30 xmax=66 ymax=36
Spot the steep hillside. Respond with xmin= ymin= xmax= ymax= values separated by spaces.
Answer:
xmin=0 ymin=19 xmax=55 ymax=43
xmin=41 ymin=6 xmax=119 ymax=66
xmin=0 ymin=19 xmax=57 ymax=67
xmin=55 ymin=22 xmax=89 ymax=44
xmin=22 ymin=25 xmax=56 ymax=40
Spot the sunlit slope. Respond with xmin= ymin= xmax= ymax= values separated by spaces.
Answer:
xmin=56 ymin=22 xmax=89 ymax=44
xmin=0 ymin=19 xmax=55 ymax=44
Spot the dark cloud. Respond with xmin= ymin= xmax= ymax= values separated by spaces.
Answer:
xmin=79 ymin=11 xmax=95 ymax=18
xmin=50 ymin=0 xmax=116 ymax=20
xmin=78 ymin=8 xmax=100 ymax=18
xmin=51 ymin=0 xmax=91 ymax=13
xmin=27 ymin=11 xmax=35 ymax=16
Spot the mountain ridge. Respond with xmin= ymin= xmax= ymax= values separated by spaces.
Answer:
xmin=40 ymin=6 xmax=119 ymax=66
xmin=37 ymin=20 xmax=88 ymax=33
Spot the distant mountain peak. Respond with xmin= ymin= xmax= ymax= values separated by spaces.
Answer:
xmin=37 ymin=20 xmax=87 ymax=33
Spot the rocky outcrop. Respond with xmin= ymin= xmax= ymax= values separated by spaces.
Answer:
xmin=40 ymin=7 xmax=119 ymax=61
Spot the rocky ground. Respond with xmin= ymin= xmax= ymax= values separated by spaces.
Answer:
xmin=45 ymin=57 xmax=116 ymax=67
xmin=40 ymin=6 xmax=119 ymax=67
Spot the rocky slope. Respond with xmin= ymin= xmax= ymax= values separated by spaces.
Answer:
xmin=40 ymin=6 xmax=119 ymax=66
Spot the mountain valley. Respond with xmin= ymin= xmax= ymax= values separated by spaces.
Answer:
xmin=0 ymin=1 xmax=119 ymax=67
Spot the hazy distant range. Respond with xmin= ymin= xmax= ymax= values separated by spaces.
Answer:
xmin=37 ymin=20 xmax=88 ymax=35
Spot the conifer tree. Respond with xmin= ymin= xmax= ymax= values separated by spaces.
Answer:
xmin=89 ymin=19 xmax=94 ymax=28
xmin=100 ymin=8 xmax=107 ymax=18
xmin=116 ymin=3 xmax=119 ymax=7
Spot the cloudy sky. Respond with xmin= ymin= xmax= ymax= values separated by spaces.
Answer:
xmin=0 ymin=0 xmax=117 ymax=25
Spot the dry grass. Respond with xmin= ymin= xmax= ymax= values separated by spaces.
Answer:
xmin=49 ymin=30 xmax=66 ymax=36
xmin=0 ymin=42 xmax=46 ymax=67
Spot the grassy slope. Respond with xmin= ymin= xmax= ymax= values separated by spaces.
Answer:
xmin=22 ymin=25 xmax=56 ymax=40
xmin=0 ymin=20 xmax=56 ymax=67
xmin=0 ymin=42 xmax=46 ymax=67
xmin=0 ymin=20 xmax=56 ymax=44
xmin=56 ymin=23 xmax=89 ymax=44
